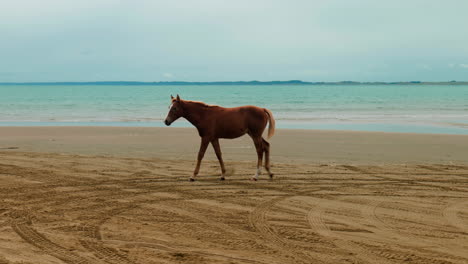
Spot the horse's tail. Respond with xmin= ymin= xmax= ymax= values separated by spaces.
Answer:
xmin=264 ymin=108 xmax=276 ymax=139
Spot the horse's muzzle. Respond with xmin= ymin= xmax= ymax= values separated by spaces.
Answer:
xmin=164 ymin=119 xmax=171 ymax=126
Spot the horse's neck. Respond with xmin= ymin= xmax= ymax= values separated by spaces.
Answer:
xmin=183 ymin=102 xmax=207 ymax=128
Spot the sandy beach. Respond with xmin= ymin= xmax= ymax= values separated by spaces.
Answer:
xmin=0 ymin=127 xmax=467 ymax=264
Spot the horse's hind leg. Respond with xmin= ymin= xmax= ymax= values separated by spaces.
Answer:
xmin=211 ymin=139 xmax=226 ymax=180
xmin=262 ymin=138 xmax=273 ymax=178
xmin=251 ymin=136 xmax=264 ymax=181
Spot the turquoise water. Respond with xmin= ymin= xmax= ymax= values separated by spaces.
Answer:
xmin=0 ymin=84 xmax=467 ymax=134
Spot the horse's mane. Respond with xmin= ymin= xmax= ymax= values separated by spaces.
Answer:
xmin=181 ymin=99 xmax=217 ymax=108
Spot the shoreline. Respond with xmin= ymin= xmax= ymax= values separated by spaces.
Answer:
xmin=1 ymin=126 xmax=467 ymax=165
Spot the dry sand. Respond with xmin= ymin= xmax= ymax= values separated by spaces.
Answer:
xmin=0 ymin=127 xmax=467 ymax=264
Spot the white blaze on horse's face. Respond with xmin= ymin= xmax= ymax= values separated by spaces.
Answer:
xmin=164 ymin=100 xmax=183 ymax=126
xmin=164 ymin=103 xmax=175 ymax=126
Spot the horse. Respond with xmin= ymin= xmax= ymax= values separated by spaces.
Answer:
xmin=164 ymin=95 xmax=275 ymax=181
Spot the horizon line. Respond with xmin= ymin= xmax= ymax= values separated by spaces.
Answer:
xmin=1 ymin=80 xmax=468 ymax=85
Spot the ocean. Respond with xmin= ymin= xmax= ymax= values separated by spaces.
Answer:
xmin=1 ymin=84 xmax=467 ymax=134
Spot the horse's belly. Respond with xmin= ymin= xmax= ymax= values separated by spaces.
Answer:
xmin=218 ymin=127 xmax=247 ymax=139
xmin=215 ymin=121 xmax=248 ymax=139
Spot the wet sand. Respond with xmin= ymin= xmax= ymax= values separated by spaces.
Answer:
xmin=0 ymin=127 xmax=467 ymax=164
xmin=0 ymin=127 xmax=467 ymax=263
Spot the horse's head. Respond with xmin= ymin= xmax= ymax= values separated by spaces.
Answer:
xmin=164 ymin=94 xmax=184 ymax=126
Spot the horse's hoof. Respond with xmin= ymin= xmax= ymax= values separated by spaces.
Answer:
xmin=189 ymin=178 xmax=195 ymax=182
xmin=250 ymin=177 xmax=258 ymax=181
xmin=220 ymin=177 xmax=225 ymax=181
xmin=269 ymin=173 xmax=274 ymax=179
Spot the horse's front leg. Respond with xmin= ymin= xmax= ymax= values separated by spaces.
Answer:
xmin=211 ymin=139 xmax=226 ymax=180
xmin=191 ymin=137 xmax=210 ymax=181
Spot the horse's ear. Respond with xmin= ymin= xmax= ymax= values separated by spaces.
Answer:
xmin=170 ymin=95 xmax=174 ymax=100
xmin=176 ymin=94 xmax=180 ymax=101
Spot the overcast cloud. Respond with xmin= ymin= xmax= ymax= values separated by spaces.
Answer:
xmin=1 ymin=0 xmax=467 ymax=82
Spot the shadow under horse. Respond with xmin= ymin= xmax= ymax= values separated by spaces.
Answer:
xmin=164 ymin=95 xmax=275 ymax=181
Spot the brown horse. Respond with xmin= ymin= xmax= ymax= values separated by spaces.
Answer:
xmin=164 ymin=95 xmax=275 ymax=181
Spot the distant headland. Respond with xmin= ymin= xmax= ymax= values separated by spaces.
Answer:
xmin=1 ymin=80 xmax=467 ymax=85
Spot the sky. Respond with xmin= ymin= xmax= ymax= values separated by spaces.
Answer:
xmin=1 ymin=0 xmax=467 ymax=82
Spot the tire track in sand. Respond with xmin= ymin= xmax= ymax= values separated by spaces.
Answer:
xmin=9 ymin=211 xmax=92 ymax=264
xmin=157 ymin=199 xmax=252 ymax=236
xmin=106 ymin=239 xmax=267 ymax=264
xmin=307 ymin=204 xmax=394 ymax=264
xmin=112 ymin=194 xmax=275 ymax=264
xmin=443 ymin=200 xmax=468 ymax=233
xmin=341 ymin=165 xmax=468 ymax=262
xmin=248 ymin=192 xmax=328 ymax=264
xmin=362 ymin=200 xmax=468 ymax=262
xmin=79 ymin=206 xmax=136 ymax=264
xmin=81 ymin=199 xmax=253 ymax=264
